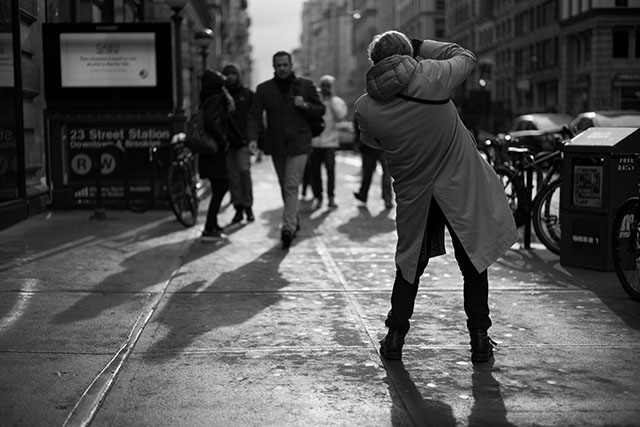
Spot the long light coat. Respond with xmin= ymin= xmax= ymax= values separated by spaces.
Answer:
xmin=355 ymin=39 xmax=518 ymax=283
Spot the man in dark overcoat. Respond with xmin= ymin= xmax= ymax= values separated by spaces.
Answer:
xmin=247 ymin=51 xmax=325 ymax=249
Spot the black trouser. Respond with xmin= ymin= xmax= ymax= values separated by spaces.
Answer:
xmin=357 ymin=146 xmax=392 ymax=204
xmin=385 ymin=200 xmax=491 ymax=334
xmin=204 ymin=178 xmax=228 ymax=231
xmin=310 ymin=147 xmax=336 ymax=200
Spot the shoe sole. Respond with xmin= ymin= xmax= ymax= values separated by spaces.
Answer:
xmin=379 ymin=340 xmax=402 ymax=360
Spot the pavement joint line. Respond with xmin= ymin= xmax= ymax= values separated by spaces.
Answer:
xmin=314 ymin=235 xmax=382 ymax=351
xmin=62 ymin=226 xmax=201 ymax=427
xmin=0 ymin=287 xmax=599 ymax=295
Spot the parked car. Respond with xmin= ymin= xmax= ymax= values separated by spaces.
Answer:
xmin=567 ymin=110 xmax=640 ymax=135
xmin=503 ymin=113 xmax=573 ymax=154
xmin=336 ymin=120 xmax=356 ymax=150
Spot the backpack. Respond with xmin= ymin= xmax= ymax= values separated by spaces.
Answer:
xmin=310 ymin=115 xmax=325 ymax=137
xmin=184 ymin=99 xmax=219 ymax=154
xmin=293 ymin=78 xmax=325 ymax=137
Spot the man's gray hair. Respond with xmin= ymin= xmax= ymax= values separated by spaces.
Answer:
xmin=367 ymin=30 xmax=412 ymax=64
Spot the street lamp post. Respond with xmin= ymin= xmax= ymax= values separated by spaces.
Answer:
xmin=166 ymin=0 xmax=189 ymax=131
xmin=194 ymin=28 xmax=214 ymax=75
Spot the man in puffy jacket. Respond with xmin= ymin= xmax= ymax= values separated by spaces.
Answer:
xmin=355 ymin=31 xmax=518 ymax=363
xmin=247 ymin=51 xmax=325 ymax=249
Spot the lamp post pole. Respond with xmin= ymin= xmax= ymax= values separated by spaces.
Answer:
xmin=167 ymin=0 xmax=189 ymax=132
xmin=194 ymin=28 xmax=214 ymax=76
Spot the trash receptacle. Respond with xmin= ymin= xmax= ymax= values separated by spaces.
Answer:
xmin=561 ymin=127 xmax=640 ymax=271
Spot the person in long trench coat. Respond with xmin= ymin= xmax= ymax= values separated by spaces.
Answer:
xmin=355 ymin=31 xmax=518 ymax=363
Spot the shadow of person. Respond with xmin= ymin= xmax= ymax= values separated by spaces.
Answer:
xmin=51 ymin=224 xmax=244 ymax=325
xmin=259 ymin=205 xmax=333 ymax=246
xmin=468 ymin=359 xmax=515 ymax=427
xmin=142 ymin=244 xmax=289 ymax=363
xmin=383 ymin=359 xmax=456 ymax=427
xmin=337 ymin=205 xmax=396 ymax=242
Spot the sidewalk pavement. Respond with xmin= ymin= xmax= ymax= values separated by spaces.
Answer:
xmin=1 ymin=153 xmax=640 ymax=427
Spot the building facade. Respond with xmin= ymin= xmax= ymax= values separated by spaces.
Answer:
xmin=1 ymin=0 xmax=250 ymax=230
xmin=446 ymin=0 xmax=640 ymax=131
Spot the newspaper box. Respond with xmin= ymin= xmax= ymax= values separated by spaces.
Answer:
xmin=561 ymin=127 xmax=640 ymax=270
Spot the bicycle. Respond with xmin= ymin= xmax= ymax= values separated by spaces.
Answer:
xmin=123 ymin=133 xmax=199 ymax=227
xmin=494 ymin=134 xmax=566 ymax=254
xmin=611 ymin=154 xmax=640 ymax=301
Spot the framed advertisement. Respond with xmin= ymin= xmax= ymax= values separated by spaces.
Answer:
xmin=42 ymin=23 xmax=173 ymax=109
xmin=573 ymin=165 xmax=603 ymax=208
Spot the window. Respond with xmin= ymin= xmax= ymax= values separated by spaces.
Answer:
xmin=613 ymin=28 xmax=629 ymax=58
xmin=615 ymin=0 xmax=628 ymax=6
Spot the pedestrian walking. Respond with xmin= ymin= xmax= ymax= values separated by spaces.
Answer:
xmin=247 ymin=51 xmax=325 ymax=249
xmin=354 ymin=31 xmax=518 ymax=362
xmin=309 ymin=75 xmax=348 ymax=210
xmin=198 ymin=69 xmax=240 ymax=241
xmin=222 ymin=63 xmax=256 ymax=224
xmin=352 ymin=114 xmax=393 ymax=210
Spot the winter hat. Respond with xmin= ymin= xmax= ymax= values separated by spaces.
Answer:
xmin=319 ymin=75 xmax=336 ymax=85
xmin=368 ymin=30 xmax=412 ymax=64
xmin=222 ymin=63 xmax=242 ymax=76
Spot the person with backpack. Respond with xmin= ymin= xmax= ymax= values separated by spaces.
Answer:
xmin=246 ymin=51 xmax=325 ymax=249
xmin=198 ymin=69 xmax=241 ymax=240
xmin=308 ymin=75 xmax=348 ymax=210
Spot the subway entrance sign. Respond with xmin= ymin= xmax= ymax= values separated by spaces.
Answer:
xmin=42 ymin=23 xmax=176 ymax=209
xmin=48 ymin=114 xmax=174 ymax=208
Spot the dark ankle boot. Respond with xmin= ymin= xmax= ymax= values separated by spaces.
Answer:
xmin=245 ymin=207 xmax=255 ymax=222
xmin=469 ymin=330 xmax=495 ymax=363
xmin=379 ymin=329 xmax=406 ymax=360
xmin=232 ymin=206 xmax=243 ymax=223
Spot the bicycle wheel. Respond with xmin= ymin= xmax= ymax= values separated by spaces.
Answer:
xmin=167 ymin=162 xmax=198 ymax=227
xmin=532 ymin=179 xmax=562 ymax=254
xmin=494 ymin=165 xmax=527 ymax=227
xmin=611 ymin=197 xmax=640 ymax=301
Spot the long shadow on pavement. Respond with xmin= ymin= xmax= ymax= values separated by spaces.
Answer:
xmin=468 ymin=359 xmax=515 ymax=427
xmin=51 ymin=225 xmax=245 ymax=325
xmin=141 ymin=244 xmax=289 ymax=363
xmin=336 ymin=205 xmax=396 ymax=242
xmin=383 ymin=359 xmax=456 ymax=427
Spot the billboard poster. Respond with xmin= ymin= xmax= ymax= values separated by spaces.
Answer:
xmin=60 ymin=32 xmax=157 ymax=87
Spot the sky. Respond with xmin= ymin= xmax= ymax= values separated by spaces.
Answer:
xmin=246 ymin=0 xmax=304 ymax=89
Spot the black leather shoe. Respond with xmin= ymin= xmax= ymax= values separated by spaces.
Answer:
xmin=469 ymin=330 xmax=495 ymax=363
xmin=245 ymin=207 xmax=255 ymax=222
xmin=281 ymin=229 xmax=293 ymax=249
xmin=379 ymin=329 xmax=406 ymax=360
